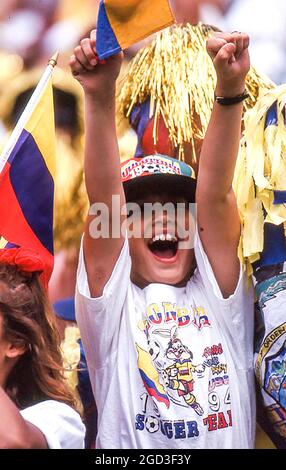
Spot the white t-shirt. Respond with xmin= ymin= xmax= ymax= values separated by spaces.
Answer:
xmin=76 ymin=232 xmax=255 ymax=449
xmin=20 ymin=400 xmax=85 ymax=449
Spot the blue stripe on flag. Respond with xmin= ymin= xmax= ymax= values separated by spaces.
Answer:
xmin=9 ymin=129 xmax=54 ymax=255
xmin=96 ymin=1 xmax=121 ymax=60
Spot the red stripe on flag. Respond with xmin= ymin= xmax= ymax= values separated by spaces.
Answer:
xmin=0 ymin=163 xmax=53 ymax=281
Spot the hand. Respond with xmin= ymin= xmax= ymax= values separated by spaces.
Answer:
xmin=206 ymin=32 xmax=250 ymax=96
xmin=195 ymin=364 xmax=205 ymax=374
xmin=69 ymin=29 xmax=124 ymax=98
xmin=169 ymin=367 xmax=179 ymax=378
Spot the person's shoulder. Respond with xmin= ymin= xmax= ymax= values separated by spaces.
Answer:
xmin=21 ymin=399 xmax=81 ymax=421
xmin=20 ymin=400 xmax=85 ymax=449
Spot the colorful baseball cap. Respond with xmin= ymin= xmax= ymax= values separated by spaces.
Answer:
xmin=121 ymin=154 xmax=196 ymax=203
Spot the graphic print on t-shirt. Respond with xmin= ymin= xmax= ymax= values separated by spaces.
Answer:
xmin=157 ymin=325 xmax=205 ymax=415
xmin=264 ymin=340 xmax=286 ymax=411
xmin=137 ymin=325 xmax=205 ymax=414
xmin=135 ymin=301 xmax=232 ymax=440
xmin=254 ymin=267 xmax=286 ymax=443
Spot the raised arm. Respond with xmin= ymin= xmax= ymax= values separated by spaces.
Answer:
xmin=70 ymin=30 xmax=126 ymax=298
xmin=196 ymin=32 xmax=250 ymax=298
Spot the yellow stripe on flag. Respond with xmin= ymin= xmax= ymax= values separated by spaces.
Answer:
xmin=25 ymin=76 xmax=56 ymax=178
xmin=106 ymin=0 xmax=174 ymax=50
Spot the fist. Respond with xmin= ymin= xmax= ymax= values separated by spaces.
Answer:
xmin=169 ymin=367 xmax=179 ymax=377
xmin=206 ymin=32 xmax=250 ymax=96
xmin=69 ymin=29 xmax=123 ymax=96
xmin=195 ymin=364 xmax=205 ymax=374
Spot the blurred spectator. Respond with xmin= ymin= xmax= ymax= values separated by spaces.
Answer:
xmin=200 ymin=0 xmax=231 ymax=27
xmin=43 ymin=0 xmax=100 ymax=68
xmin=0 ymin=0 xmax=59 ymax=68
xmin=0 ymin=0 xmax=100 ymax=69
xmin=224 ymin=0 xmax=286 ymax=84
xmin=0 ymin=0 xmax=18 ymax=20
xmin=171 ymin=0 xmax=231 ymax=24
xmin=171 ymin=0 xmax=201 ymax=23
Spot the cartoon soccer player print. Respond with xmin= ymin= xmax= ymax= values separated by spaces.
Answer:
xmin=161 ymin=327 xmax=205 ymax=415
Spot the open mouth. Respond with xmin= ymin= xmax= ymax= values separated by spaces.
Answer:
xmin=148 ymin=234 xmax=178 ymax=260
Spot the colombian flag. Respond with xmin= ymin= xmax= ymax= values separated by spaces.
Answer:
xmin=137 ymin=344 xmax=170 ymax=408
xmin=96 ymin=0 xmax=175 ymax=60
xmin=0 ymin=58 xmax=57 ymax=285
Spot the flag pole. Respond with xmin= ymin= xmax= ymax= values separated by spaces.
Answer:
xmin=48 ymin=51 xmax=59 ymax=68
xmin=0 ymin=52 xmax=59 ymax=174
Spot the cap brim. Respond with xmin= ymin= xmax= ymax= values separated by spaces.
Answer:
xmin=123 ymin=173 xmax=196 ymax=204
